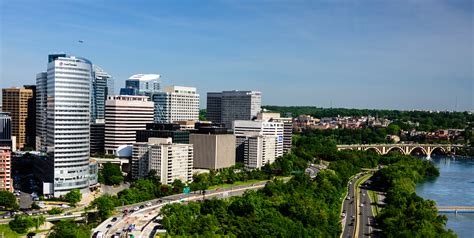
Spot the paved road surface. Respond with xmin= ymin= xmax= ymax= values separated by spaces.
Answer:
xmin=93 ymin=179 xmax=290 ymax=237
xmin=359 ymin=185 xmax=375 ymax=237
xmin=341 ymin=175 xmax=360 ymax=238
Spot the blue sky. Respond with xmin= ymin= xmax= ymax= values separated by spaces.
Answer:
xmin=1 ymin=0 xmax=472 ymax=111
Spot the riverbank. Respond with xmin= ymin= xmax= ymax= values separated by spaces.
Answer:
xmin=416 ymin=156 xmax=474 ymax=238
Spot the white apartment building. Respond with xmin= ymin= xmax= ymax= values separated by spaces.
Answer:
xmin=257 ymin=112 xmax=293 ymax=154
xmin=37 ymin=54 xmax=93 ymax=196
xmin=244 ymin=135 xmax=276 ymax=169
xmin=234 ymin=120 xmax=284 ymax=156
xmin=105 ymin=95 xmax=154 ymax=155
xmin=132 ymin=138 xmax=193 ymax=184
xmin=153 ymin=86 xmax=199 ymax=123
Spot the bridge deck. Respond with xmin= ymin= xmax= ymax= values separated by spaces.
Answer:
xmin=437 ymin=206 xmax=474 ymax=213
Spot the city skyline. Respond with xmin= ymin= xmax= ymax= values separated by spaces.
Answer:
xmin=1 ymin=0 xmax=473 ymax=111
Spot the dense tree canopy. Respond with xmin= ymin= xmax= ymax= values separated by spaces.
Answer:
xmin=64 ymin=189 xmax=82 ymax=205
xmin=159 ymin=135 xmax=456 ymax=237
xmin=48 ymin=220 xmax=91 ymax=238
xmin=0 ymin=191 xmax=19 ymax=211
xmin=8 ymin=215 xmax=44 ymax=234
xmin=372 ymin=159 xmax=456 ymax=237
xmin=99 ymin=163 xmax=124 ymax=185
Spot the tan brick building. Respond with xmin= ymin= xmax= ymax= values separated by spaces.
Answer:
xmin=2 ymin=87 xmax=34 ymax=150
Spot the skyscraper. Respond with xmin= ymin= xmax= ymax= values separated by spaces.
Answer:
xmin=206 ymin=92 xmax=222 ymax=123
xmin=35 ymin=72 xmax=47 ymax=151
xmin=91 ymin=65 xmax=113 ymax=123
xmin=2 ymin=87 xmax=34 ymax=150
xmin=153 ymin=86 xmax=199 ymax=123
xmin=104 ymin=95 xmax=154 ymax=155
xmin=23 ymin=85 xmax=36 ymax=149
xmin=37 ymin=54 xmax=93 ymax=196
xmin=206 ymin=91 xmax=262 ymax=128
xmin=120 ymin=74 xmax=161 ymax=97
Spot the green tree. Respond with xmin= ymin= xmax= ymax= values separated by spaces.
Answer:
xmin=64 ymin=189 xmax=82 ymax=205
xmin=48 ymin=220 xmax=90 ymax=238
xmin=9 ymin=215 xmax=44 ymax=234
xmin=92 ymin=194 xmax=116 ymax=220
xmin=101 ymin=163 xmax=124 ymax=185
xmin=0 ymin=191 xmax=19 ymax=211
xmin=48 ymin=208 xmax=63 ymax=215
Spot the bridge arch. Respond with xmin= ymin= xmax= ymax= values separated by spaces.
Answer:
xmin=431 ymin=146 xmax=447 ymax=155
xmin=408 ymin=147 xmax=428 ymax=156
xmin=364 ymin=147 xmax=382 ymax=155
xmin=386 ymin=146 xmax=406 ymax=155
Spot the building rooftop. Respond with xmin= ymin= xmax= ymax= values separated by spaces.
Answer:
xmin=128 ymin=74 xmax=161 ymax=81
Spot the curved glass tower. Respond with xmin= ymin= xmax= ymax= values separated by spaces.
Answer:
xmin=45 ymin=55 xmax=92 ymax=196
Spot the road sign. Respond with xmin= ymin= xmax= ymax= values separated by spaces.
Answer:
xmin=183 ymin=187 xmax=191 ymax=194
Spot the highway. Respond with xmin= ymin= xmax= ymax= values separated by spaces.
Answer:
xmin=341 ymin=174 xmax=360 ymax=238
xmin=358 ymin=180 xmax=375 ymax=238
xmin=93 ymin=179 xmax=289 ymax=238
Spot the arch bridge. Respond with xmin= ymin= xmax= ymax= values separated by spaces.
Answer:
xmin=336 ymin=144 xmax=461 ymax=158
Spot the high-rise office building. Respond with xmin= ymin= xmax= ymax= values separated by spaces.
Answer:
xmin=132 ymin=138 xmax=193 ymax=184
xmin=36 ymin=72 xmax=47 ymax=151
xmin=206 ymin=92 xmax=222 ymax=123
xmin=233 ymin=120 xmax=284 ymax=166
xmin=153 ymin=86 xmax=199 ymax=123
xmin=104 ymin=95 xmax=154 ymax=155
xmin=119 ymin=74 xmax=161 ymax=97
xmin=2 ymin=87 xmax=34 ymax=150
xmin=91 ymin=65 xmax=113 ymax=123
xmin=90 ymin=123 xmax=105 ymax=156
xmin=206 ymin=91 xmax=261 ymax=128
xmin=37 ymin=54 xmax=93 ymax=196
xmin=24 ymin=85 xmax=36 ymax=149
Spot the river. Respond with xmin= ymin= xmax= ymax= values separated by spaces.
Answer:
xmin=416 ymin=156 xmax=474 ymax=238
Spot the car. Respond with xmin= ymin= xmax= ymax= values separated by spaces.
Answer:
xmin=106 ymin=224 xmax=112 ymax=228
xmin=139 ymin=205 xmax=145 ymax=209
xmin=111 ymin=217 xmax=117 ymax=222
xmin=346 ymin=196 xmax=350 ymax=200
xmin=360 ymin=204 xmax=364 ymax=207
xmin=146 ymin=202 xmax=152 ymax=206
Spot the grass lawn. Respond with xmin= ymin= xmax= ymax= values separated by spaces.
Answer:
xmin=208 ymin=179 xmax=262 ymax=190
xmin=0 ymin=224 xmax=24 ymax=238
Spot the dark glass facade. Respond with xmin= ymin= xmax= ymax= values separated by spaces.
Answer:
xmin=136 ymin=123 xmax=189 ymax=144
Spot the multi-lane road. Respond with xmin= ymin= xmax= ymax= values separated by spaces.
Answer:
xmin=341 ymin=173 xmax=376 ymax=238
xmin=341 ymin=174 xmax=359 ymax=238
xmin=358 ymin=181 xmax=375 ymax=237
xmin=93 ymin=179 xmax=290 ymax=238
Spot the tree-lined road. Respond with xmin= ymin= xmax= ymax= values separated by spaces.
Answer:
xmin=93 ymin=178 xmax=291 ymax=238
